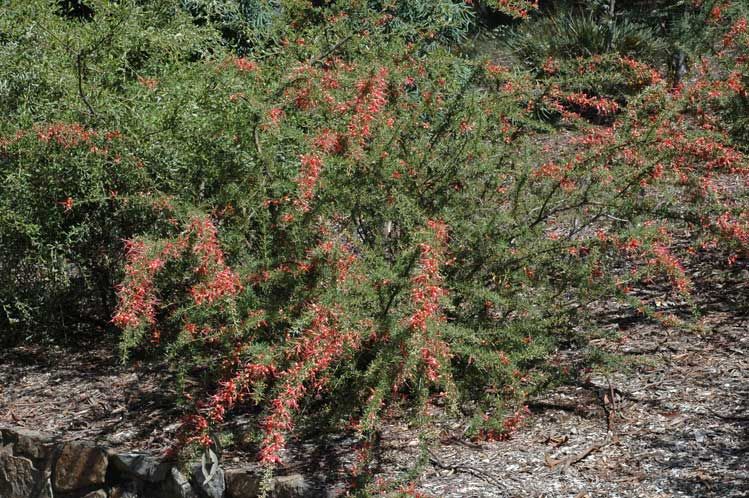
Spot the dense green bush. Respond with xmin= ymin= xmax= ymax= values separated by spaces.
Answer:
xmin=697 ymin=4 xmax=749 ymax=149
xmin=0 ymin=0 xmax=218 ymax=340
xmin=1 ymin=0 xmax=748 ymax=491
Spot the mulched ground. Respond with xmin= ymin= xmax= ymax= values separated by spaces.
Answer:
xmin=0 ymin=345 xmax=181 ymax=453
xmin=1 ymin=259 xmax=747 ymax=497
xmin=388 ymin=312 xmax=749 ymax=497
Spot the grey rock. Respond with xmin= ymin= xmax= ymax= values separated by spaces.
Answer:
xmin=106 ymin=430 xmax=137 ymax=446
xmin=82 ymin=490 xmax=108 ymax=498
xmin=39 ymin=477 xmax=54 ymax=498
xmin=109 ymin=482 xmax=142 ymax=498
xmin=162 ymin=467 xmax=199 ymax=498
xmin=110 ymin=452 xmax=170 ymax=483
xmin=0 ymin=450 xmax=43 ymax=498
xmin=273 ymin=474 xmax=311 ymax=498
xmin=225 ymin=469 xmax=261 ymax=498
xmin=190 ymin=462 xmax=225 ymax=498
xmin=1 ymin=427 xmax=55 ymax=461
xmin=694 ymin=429 xmax=706 ymax=443
xmin=225 ymin=470 xmax=314 ymax=498
xmin=53 ymin=442 xmax=108 ymax=492
xmin=109 ymin=485 xmax=140 ymax=498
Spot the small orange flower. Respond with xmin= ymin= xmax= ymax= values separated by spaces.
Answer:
xmin=60 ymin=197 xmax=74 ymax=212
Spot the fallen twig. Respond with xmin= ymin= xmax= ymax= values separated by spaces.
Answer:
xmin=706 ymin=407 xmax=749 ymax=422
xmin=427 ymin=448 xmax=507 ymax=489
xmin=544 ymin=434 xmax=619 ymax=472
xmin=604 ymin=376 xmax=618 ymax=433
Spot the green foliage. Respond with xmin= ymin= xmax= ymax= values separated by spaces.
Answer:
xmin=0 ymin=0 xmax=217 ymax=339
xmin=504 ymin=9 xmax=666 ymax=65
xmin=694 ymin=3 xmax=749 ymax=150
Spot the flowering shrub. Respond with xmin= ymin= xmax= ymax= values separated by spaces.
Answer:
xmin=1 ymin=0 xmax=748 ymax=490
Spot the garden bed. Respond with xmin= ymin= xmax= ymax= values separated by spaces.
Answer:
xmin=3 ymin=258 xmax=747 ymax=497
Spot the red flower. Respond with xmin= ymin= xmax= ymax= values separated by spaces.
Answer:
xmin=36 ymin=122 xmax=95 ymax=148
xmin=233 ymin=57 xmax=258 ymax=72
xmin=347 ymin=67 xmax=389 ymax=143
xmin=268 ymin=107 xmax=285 ymax=125
xmin=190 ymin=268 xmax=243 ymax=305
xmin=313 ymin=129 xmax=345 ymax=155
xmin=257 ymin=304 xmax=361 ymax=464
xmin=293 ymin=154 xmax=323 ymax=212
xmin=59 ymin=197 xmax=74 ymax=212
xmin=137 ymin=76 xmax=158 ymax=90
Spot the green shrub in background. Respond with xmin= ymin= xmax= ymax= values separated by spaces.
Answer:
xmin=0 ymin=0 xmax=218 ymax=341
xmin=696 ymin=4 xmax=749 ymax=150
xmin=505 ymin=9 xmax=666 ymax=64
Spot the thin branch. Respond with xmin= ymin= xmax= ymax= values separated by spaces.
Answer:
xmin=545 ymin=434 xmax=619 ymax=472
xmin=427 ymin=448 xmax=508 ymax=490
xmin=76 ymin=51 xmax=98 ymax=118
xmin=308 ymin=32 xmax=355 ymax=67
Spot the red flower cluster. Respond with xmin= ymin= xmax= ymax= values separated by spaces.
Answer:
xmin=714 ymin=211 xmax=749 ymax=255
xmin=347 ymin=67 xmax=389 ymax=143
xmin=532 ymin=161 xmax=577 ymax=191
xmin=175 ymin=359 xmax=278 ymax=451
xmin=656 ymin=132 xmax=744 ymax=172
xmin=407 ymin=243 xmax=448 ymax=333
xmin=475 ymin=406 xmax=530 ymax=442
xmin=35 ymin=122 xmax=96 ymax=148
xmin=403 ymin=220 xmax=451 ymax=382
xmin=137 ymin=76 xmax=158 ymax=90
xmin=190 ymin=268 xmax=243 ymax=305
xmin=233 ymin=57 xmax=258 ymax=72
xmin=184 ymin=217 xmax=244 ymax=304
xmin=188 ymin=216 xmax=228 ymax=272
xmin=268 ymin=107 xmax=285 ymax=126
xmin=59 ymin=197 xmax=74 ymax=212
xmin=313 ymin=129 xmax=346 ymax=155
xmin=558 ymin=91 xmax=620 ymax=116
xmin=542 ymin=57 xmax=559 ymax=75
xmin=721 ymin=17 xmax=747 ymax=50
xmin=493 ymin=0 xmax=539 ymax=18
xmin=647 ymin=244 xmax=691 ymax=294
xmin=293 ymin=153 xmax=324 ymax=212
xmin=207 ymin=362 xmax=277 ymax=424
xmin=485 ymin=61 xmax=509 ymax=75
xmin=114 ymin=216 xmax=243 ymax=328
xmin=112 ymin=240 xmax=166 ymax=329
xmin=258 ymin=304 xmax=360 ymax=464
xmin=619 ymin=56 xmax=664 ymax=86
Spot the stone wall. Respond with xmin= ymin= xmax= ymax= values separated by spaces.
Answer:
xmin=0 ymin=426 xmax=313 ymax=498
